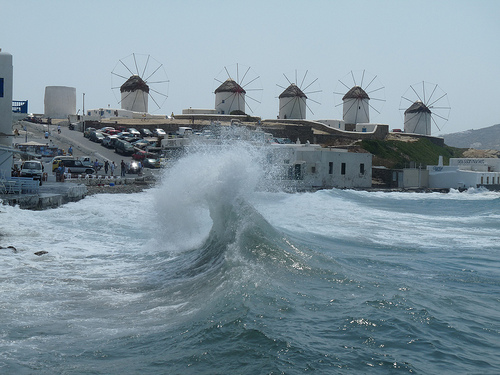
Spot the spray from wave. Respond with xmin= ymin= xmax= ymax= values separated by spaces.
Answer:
xmin=153 ymin=138 xmax=262 ymax=247
xmin=151 ymin=133 xmax=310 ymax=284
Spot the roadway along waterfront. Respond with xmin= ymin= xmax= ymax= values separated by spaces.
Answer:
xmin=14 ymin=121 xmax=160 ymax=179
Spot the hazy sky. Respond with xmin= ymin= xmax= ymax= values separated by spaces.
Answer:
xmin=1 ymin=0 xmax=499 ymax=135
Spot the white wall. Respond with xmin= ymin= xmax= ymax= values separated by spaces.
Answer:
xmin=279 ymin=96 xmax=307 ymax=119
xmin=86 ymin=108 xmax=134 ymax=119
xmin=450 ymin=158 xmax=500 ymax=172
xmin=215 ymin=91 xmax=245 ymax=114
xmin=403 ymin=168 xmax=429 ymax=188
xmin=427 ymin=165 xmax=500 ymax=189
xmin=121 ymin=90 xmax=148 ymax=113
xmin=343 ymin=98 xmax=369 ymax=124
xmin=355 ymin=123 xmax=379 ymax=132
xmin=0 ymin=50 xmax=13 ymax=178
xmin=404 ymin=111 xmax=431 ymax=135
xmin=182 ymin=108 xmax=217 ymax=115
xmin=268 ymin=144 xmax=372 ymax=189
xmin=317 ymin=119 xmax=345 ymax=130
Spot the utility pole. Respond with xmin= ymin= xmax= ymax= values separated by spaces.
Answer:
xmin=82 ymin=93 xmax=85 ymax=133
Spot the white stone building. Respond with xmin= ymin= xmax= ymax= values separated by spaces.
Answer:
xmin=215 ymin=79 xmax=246 ymax=115
xmin=343 ymin=86 xmax=370 ymax=125
xmin=120 ymin=75 xmax=149 ymax=113
xmin=404 ymin=100 xmax=431 ymax=135
xmin=278 ymin=84 xmax=307 ymax=119
xmin=427 ymin=157 xmax=500 ymax=189
xmin=267 ymin=143 xmax=372 ymax=190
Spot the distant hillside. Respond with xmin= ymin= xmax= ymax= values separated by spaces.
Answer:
xmin=358 ymin=138 xmax=464 ymax=169
xmin=442 ymin=123 xmax=500 ymax=150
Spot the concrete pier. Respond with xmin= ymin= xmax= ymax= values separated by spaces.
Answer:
xmin=0 ymin=182 xmax=87 ymax=210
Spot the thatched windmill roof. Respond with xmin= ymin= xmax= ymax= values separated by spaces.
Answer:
xmin=342 ymin=86 xmax=369 ymax=100
xmin=120 ymin=75 xmax=150 ymax=93
xmin=279 ymin=83 xmax=307 ymax=99
xmin=215 ymin=79 xmax=246 ymax=94
xmin=405 ymin=100 xmax=431 ymax=114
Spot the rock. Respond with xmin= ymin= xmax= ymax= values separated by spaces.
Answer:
xmin=0 ymin=245 xmax=18 ymax=253
xmin=34 ymin=251 xmax=48 ymax=256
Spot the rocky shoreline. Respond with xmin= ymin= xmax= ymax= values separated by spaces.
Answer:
xmin=84 ymin=181 xmax=155 ymax=196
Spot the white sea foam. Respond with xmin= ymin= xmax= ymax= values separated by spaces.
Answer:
xmin=252 ymin=188 xmax=500 ymax=251
xmin=153 ymin=141 xmax=265 ymax=252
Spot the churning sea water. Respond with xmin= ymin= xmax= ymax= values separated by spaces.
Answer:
xmin=1 ymin=143 xmax=499 ymax=374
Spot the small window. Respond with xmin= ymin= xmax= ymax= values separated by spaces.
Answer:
xmin=360 ymin=163 xmax=365 ymax=174
xmin=486 ymin=177 xmax=489 ymax=184
xmin=0 ymin=78 xmax=3 ymax=97
xmin=294 ymin=164 xmax=302 ymax=180
xmin=328 ymin=162 xmax=333 ymax=175
xmin=341 ymin=163 xmax=346 ymax=175
xmin=311 ymin=166 xmax=316 ymax=174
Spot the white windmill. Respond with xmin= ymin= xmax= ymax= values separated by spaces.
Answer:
xmin=111 ymin=53 xmax=169 ymax=114
xmin=333 ymin=70 xmax=385 ymax=125
xmin=277 ymin=70 xmax=321 ymax=120
xmin=400 ymin=81 xmax=450 ymax=135
xmin=214 ymin=64 xmax=262 ymax=115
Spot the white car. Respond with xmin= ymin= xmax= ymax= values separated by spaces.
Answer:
xmin=20 ymin=160 xmax=44 ymax=184
xmin=154 ymin=128 xmax=167 ymax=137
xmin=127 ymin=128 xmax=141 ymax=136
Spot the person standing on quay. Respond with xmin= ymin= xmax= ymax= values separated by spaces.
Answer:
xmin=120 ymin=160 xmax=126 ymax=177
xmin=110 ymin=161 xmax=115 ymax=176
xmin=104 ymin=160 xmax=109 ymax=175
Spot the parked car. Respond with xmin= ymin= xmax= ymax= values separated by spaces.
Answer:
xmin=105 ymin=129 xmax=120 ymax=135
xmin=98 ymin=126 xmax=115 ymax=134
xmin=52 ymin=156 xmax=76 ymax=171
xmin=117 ymin=132 xmax=137 ymax=143
xmin=132 ymin=150 xmax=146 ymax=161
xmin=139 ymin=128 xmax=153 ymax=137
xmin=102 ymin=135 xmax=119 ymax=148
xmin=153 ymin=128 xmax=167 ymax=137
xmin=23 ymin=115 xmax=43 ymax=124
xmin=79 ymin=156 xmax=103 ymax=171
xmin=89 ymin=131 xmax=105 ymax=143
xmin=127 ymin=128 xmax=141 ymax=137
xmin=83 ymin=127 xmax=96 ymax=138
xmin=143 ymin=158 xmax=161 ymax=169
xmin=131 ymin=139 xmax=151 ymax=149
xmin=59 ymin=159 xmax=95 ymax=175
xmin=114 ymin=139 xmax=135 ymax=155
xmin=20 ymin=160 xmax=44 ymax=184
